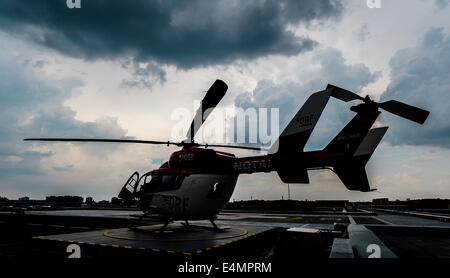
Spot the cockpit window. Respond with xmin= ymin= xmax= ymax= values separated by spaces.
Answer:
xmin=138 ymin=172 xmax=185 ymax=194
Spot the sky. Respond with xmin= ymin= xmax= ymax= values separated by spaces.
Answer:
xmin=0 ymin=0 xmax=449 ymax=202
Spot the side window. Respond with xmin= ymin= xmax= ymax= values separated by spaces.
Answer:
xmin=139 ymin=173 xmax=185 ymax=193
xmin=145 ymin=175 xmax=152 ymax=185
xmin=138 ymin=173 xmax=161 ymax=194
xmin=174 ymin=175 xmax=185 ymax=188
xmin=149 ymin=174 xmax=161 ymax=192
xmin=161 ymin=175 xmax=172 ymax=187
xmin=136 ymin=175 xmax=147 ymax=194
xmin=158 ymin=174 xmax=185 ymax=192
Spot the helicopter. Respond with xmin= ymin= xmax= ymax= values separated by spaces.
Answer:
xmin=25 ymin=79 xmax=429 ymax=231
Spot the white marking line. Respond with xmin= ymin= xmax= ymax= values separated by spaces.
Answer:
xmin=372 ymin=216 xmax=395 ymax=225
xmin=348 ymin=216 xmax=356 ymax=224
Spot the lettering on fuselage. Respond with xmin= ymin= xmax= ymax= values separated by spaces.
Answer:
xmin=163 ymin=195 xmax=189 ymax=212
xmin=295 ymin=114 xmax=314 ymax=128
xmin=178 ymin=153 xmax=194 ymax=162
xmin=234 ymin=159 xmax=271 ymax=172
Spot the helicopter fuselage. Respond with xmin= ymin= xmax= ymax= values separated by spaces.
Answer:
xmin=133 ymin=147 xmax=240 ymax=220
xmin=129 ymin=146 xmax=353 ymax=220
xmin=138 ymin=171 xmax=238 ymax=220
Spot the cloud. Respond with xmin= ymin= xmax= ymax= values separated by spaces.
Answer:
xmin=120 ymin=59 xmax=166 ymax=90
xmin=435 ymin=0 xmax=450 ymax=9
xmin=355 ymin=24 xmax=370 ymax=42
xmin=0 ymin=0 xmax=343 ymax=70
xmin=233 ymin=47 xmax=381 ymax=149
xmin=53 ymin=165 xmax=73 ymax=171
xmin=0 ymin=54 xmax=129 ymax=178
xmin=380 ymin=27 xmax=450 ymax=148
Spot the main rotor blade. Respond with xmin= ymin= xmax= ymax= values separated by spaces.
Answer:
xmin=327 ymin=84 xmax=365 ymax=102
xmin=199 ymin=143 xmax=267 ymax=151
xmin=23 ymin=138 xmax=266 ymax=151
xmin=185 ymin=79 xmax=228 ymax=143
xmin=378 ymin=100 xmax=430 ymax=124
xmin=23 ymin=138 xmax=180 ymax=146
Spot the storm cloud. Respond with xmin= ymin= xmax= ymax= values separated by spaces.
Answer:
xmin=0 ymin=54 xmax=129 ymax=178
xmin=380 ymin=27 xmax=450 ymax=148
xmin=0 ymin=0 xmax=343 ymax=69
xmin=234 ymin=47 xmax=381 ymax=150
xmin=435 ymin=0 xmax=450 ymax=9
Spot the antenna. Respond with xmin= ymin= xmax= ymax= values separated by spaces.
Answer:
xmin=288 ymin=183 xmax=290 ymax=200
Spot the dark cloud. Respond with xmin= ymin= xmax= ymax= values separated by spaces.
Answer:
xmin=355 ymin=24 xmax=370 ymax=42
xmin=120 ymin=59 xmax=166 ymax=90
xmin=53 ymin=165 xmax=73 ymax=171
xmin=0 ymin=55 xmax=129 ymax=178
xmin=233 ymin=48 xmax=381 ymax=149
xmin=380 ymin=27 xmax=450 ymax=148
xmin=0 ymin=0 xmax=343 ymax=70
xmin=435 ymin=0 xmax=450 ymax=9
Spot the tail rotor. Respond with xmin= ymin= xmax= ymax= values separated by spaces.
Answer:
xmin=327 ymin=84 xmax=430 ymax=124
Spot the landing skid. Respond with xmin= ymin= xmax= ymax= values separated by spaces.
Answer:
xmin=128 ymin=214 xmax=229 ymax=234
xmin=181 ymin=218 xmax=230 ymax=232
xmin=128 ymin=213 xmax=173 ymax=235
xmin=128 ymin=223 xmax=174 ymax=236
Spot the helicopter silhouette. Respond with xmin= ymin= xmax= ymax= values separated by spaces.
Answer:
xmin=25 ymin=79 xmax=429 ymax=231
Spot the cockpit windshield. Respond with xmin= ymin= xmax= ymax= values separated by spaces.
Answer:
xmin=137 ymin=172 xmax=185 ymax=194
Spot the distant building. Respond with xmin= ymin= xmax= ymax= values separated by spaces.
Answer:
xmin=111 ymin=197 xmax=122 ymax=205
xmin=373 ymin=198 xmax=389 ymax=205
xmin=315 ymin=200 xmax=349 ymax=209
xmin=45 ymin=196 xmax=83 ymax=207
xmin=18 ymin=196 xmax=30 ymax=201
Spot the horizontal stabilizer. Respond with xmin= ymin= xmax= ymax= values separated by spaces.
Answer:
xmin=332 ymin=127 xmax=387 ymax=192
xmin=334 ymin=165 xmax=371 ymax=192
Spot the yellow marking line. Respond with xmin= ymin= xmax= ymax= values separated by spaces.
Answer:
xmin=103 ymin=228 xmax=248 ymax=242
xmin=191 ymin=228 xmax=274 ymax=254
xmin=36 ymin=227 xmax=275 ymax=256
xmin=35 ymin=236 xmax=181 ymax=253
xmin=286 ymin=216 xmax=303 ymax=221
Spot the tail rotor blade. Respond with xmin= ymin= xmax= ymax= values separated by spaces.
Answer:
xmin=327 ymin=84 xmax=364 ymax=102
xmin=378 ymin=100 xmax=430 ymax=124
